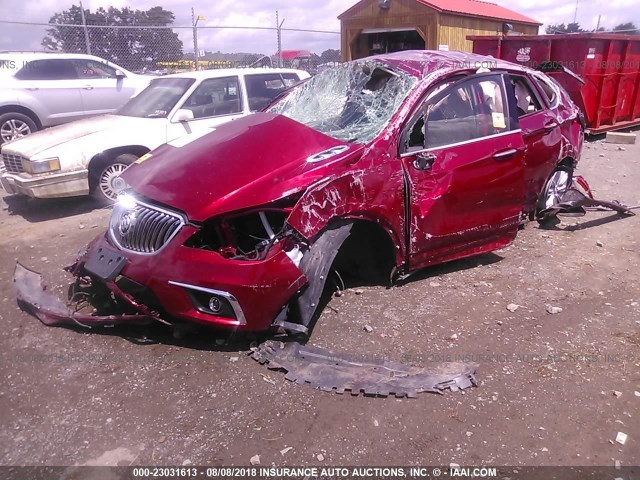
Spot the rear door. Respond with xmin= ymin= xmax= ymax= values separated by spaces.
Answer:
xmin=511 ymin=74 xmax=563 ymax=211
xmin=400 ymin=73 xmax=526 ymax=268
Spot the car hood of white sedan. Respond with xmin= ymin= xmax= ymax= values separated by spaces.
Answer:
xmin=2 ymin=115 xmax=162 ymax=158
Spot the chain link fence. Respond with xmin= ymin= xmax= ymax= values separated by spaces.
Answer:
xmin=0 ymin=20 xmax=342 ymax=75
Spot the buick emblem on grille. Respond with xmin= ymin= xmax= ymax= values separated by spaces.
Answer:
xmin=118 ymin=211 xmax=136 ymax=237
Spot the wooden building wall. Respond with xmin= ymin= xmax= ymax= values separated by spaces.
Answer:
xmin=340 ymin=0 xmax=438 ymax=60
xmin=437 ymin=14 xmax=539 ymax=52
xmin=340 ymin=0 xmax=539 ymax=60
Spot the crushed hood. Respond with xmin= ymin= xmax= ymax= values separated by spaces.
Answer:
xmin=1 ymin=115 xmax=158 ymax=158
xmin=122 ymin=112 xmax=361 ymax=222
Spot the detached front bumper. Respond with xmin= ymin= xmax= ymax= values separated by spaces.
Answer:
xmin=1 ymin=169 xmax=89 ymax=198
xmin=13 ymin=262 xmax=155 ymax=328
xmin=15 ymin=230 xmax=308 ymax=333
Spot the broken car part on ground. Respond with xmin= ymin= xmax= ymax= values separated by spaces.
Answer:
xmin=251 ymin=340 xmax=478 ymax=397
xmin=12 ymin=50 xmax=632 ymax=337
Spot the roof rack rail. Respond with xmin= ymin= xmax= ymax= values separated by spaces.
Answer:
xmin=0 ymin=50 xmax=57 ymax=54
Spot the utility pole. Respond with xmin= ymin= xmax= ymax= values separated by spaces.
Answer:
xmin=573 ymin=0 xmax=579 ymax=24
xmin=192 ymin=7 xmax=199 ymax=71
xmin=79 ymin=0 xmax=91 ymax=55
xmin=276 ymin=11 xmax=285 ymax=68
xmin=595 ymin=14 xmax=601 ymax=32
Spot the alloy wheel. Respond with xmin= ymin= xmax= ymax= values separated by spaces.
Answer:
xmin=1 ymin=118 xmax=31 ymax=143
xmin=542 ymin=169 xmax=571 ymax=209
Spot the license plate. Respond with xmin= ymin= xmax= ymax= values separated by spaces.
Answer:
xmin=84 ymin=245 xmax=128 ymax=281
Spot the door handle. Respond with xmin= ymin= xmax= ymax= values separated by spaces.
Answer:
xmin=544 ymin=121 xmax=558 ymax=131
xmin=413 ymin=152 xmax=436 ymax=170
xmin=83 ymin=85 xmax=94 ymax=90
xmin=493 ymin=148 xmax=518 ymax=160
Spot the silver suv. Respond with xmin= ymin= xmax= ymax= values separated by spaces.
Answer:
xmin=0 ymin=52 xmax=150 ymax=144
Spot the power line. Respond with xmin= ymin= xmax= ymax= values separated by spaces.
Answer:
xmin=0 ymin=19 xmax=339 ymax=35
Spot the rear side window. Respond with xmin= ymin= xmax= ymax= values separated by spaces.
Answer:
xmin=14 ymin=59 xmax=78 ymax=80
xmin=245 ymin=73 xmax=291 ymax=111
xmin=532 ymin=73 xmax=559 ymax=108
xmin=74 ymin=59 xmax=117 ymax=79
xmin=282 ymin=73 xmax=301 ymax=87
xmin=509 ymin=75 xmax=543 ymax=117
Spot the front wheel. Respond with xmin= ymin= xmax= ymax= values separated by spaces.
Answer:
xmin=0 ymin=112 xmax=38 ymax=144
xmin=91 ymin=153 xmax=137 ymax=204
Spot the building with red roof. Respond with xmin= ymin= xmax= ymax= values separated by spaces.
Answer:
xmin=339 ymin=0 xmax=541 ymax=60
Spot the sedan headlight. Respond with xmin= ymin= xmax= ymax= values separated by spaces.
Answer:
xmin=22 ymin=157 xmax=60 ymax=174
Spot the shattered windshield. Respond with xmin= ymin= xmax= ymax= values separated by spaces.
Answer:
xmin=267 ymin=61 xmax=417 ymax=143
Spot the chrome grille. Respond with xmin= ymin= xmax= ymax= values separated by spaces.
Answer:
xmin=110 ymin=200 xmax=184 ymax=254
xmin=2 ymin=153 xmax=25 ymax=174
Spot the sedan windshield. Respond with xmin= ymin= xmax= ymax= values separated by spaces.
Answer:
xmin=118 ymin=77 xmax=195 ymax=118
xmin=268 ymin=61 xmax=417 ymax=143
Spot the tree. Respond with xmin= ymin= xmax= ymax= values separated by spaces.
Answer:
xmin=42 ymin=5 xmax=183 ymax=71
xmin=545 ymin=22 xmax=584 ymax=34
xmin=320 ymin=49 xmax=341 ymax=63
xmin=613 ymin=22 xmax=639 ymax=34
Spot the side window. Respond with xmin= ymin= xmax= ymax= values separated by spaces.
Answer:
xmin=533 ymin=73 xmax=558 ymax=107
xmin=406 ymin=76 xmax=511 ymax=151
xmin=74 ymin=59 xmax=117 ymax=79
xmin=182 ymin=76 xmax=241 ymax=119
xmin=245 ymin=73 xmax=290 ymax=111
xmin=14 ymin=59 xmax=78 ymax=80
xmin=282 ymin=73 xmax=301 ymax=87
xmin=510 ymin=75 xmax=542 ymax=116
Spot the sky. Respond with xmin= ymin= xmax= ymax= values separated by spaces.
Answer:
xmin=1 ymin=0 xmax=639 ymax=56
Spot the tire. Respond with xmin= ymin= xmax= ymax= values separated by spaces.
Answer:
xmin=536 ymin=165 xmax=573 ymax=222
xmin=90 ymin=153 xmax=138 ymax=204
xmin=0 ymin=112 xmax=38 ymax=144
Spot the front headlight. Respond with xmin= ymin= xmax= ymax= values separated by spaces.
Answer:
xmin=22 ymin=157 xmax=60 ymax=174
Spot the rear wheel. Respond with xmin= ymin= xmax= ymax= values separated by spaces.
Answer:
xmin=0 ymin=112 xmax=38 ymax=144
xmin=91 ymin=153 xmax=137 ymax=204
xmin=536 ymin=166 xmax=573 ymax=221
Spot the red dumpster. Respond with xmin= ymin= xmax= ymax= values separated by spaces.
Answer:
xmin=468 ymin=33 xmax=640 ymax=134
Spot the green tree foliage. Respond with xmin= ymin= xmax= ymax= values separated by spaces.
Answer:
xmin=42 ymin=5 xmax=183 ymax=70
xmin=545 ymin=22 xmax=584 ymax=34
xmin=613 ymin=22 xmax=639 ymax=34
xmin=320 ymin=49 xmax=341 ymax=63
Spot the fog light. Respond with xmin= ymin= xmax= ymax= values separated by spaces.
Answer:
xmin=208 ymin=296 xmax=222 ymax=313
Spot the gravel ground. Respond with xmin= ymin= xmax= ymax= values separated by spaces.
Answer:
xmin=0 ymin=135 xmax=638 ymax=468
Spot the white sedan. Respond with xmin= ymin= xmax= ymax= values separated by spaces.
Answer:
xmin=0 ymin=68 xmax=309 ymax=203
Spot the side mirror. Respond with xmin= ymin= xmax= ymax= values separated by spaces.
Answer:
xmin=413 ymin=152 xmax=435 ymax=171
xmin=173 ymin=108 xmax=194 ymax=123
xmin=114 ymin=69 xmax=126 ymax=79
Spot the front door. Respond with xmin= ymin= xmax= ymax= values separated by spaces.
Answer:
xmin=399 ymin=73 xmax=526 ymax=268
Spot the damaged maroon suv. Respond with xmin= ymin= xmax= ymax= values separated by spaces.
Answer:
xmin=16 ymin=51 xmax=587 ymax=335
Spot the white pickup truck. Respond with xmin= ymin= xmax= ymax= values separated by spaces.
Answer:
xmin=1 ymin=67 xmax=309 ymax=203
